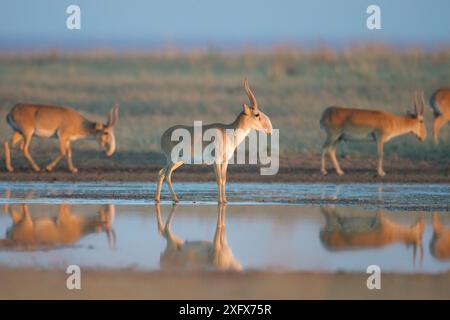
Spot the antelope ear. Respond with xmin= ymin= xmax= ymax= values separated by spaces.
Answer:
xmin=95 ymin=122 xmax=104 ymax=131
xmin=243 ymin=103 xmax=252 ymax=115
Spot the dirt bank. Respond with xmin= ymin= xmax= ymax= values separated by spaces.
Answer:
xmin=0 ymin=154 xmax=448 ymax=183
xmin=0 ymin=266 xmax=449 ymax=299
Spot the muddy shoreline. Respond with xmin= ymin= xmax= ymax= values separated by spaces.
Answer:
xmin=1 ymin=266 xmax=449 ymax=299
xmin=0 ymin=163 xmax=449 ymax=183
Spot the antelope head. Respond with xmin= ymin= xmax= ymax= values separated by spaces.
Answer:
xmin=241 ymin=79 xmax=273 ymax=135
xmin=96 ymin=105 xmax=119 ymax=156
xmin=408 ymin=91 xmax=427 ymax=142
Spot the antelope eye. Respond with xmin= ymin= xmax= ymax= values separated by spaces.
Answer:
xmin=255 ymin=113 xmax=260 ymax=118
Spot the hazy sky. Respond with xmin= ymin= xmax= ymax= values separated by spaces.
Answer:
xmin=1 ymin=0 xmax=450 ymax=49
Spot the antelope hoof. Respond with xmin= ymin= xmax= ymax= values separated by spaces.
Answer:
xmin=173 ymin=197 xmax=180 ymax=203
xmin=70 ymin=168 xmax=78 ymax=174
xmin=336 ymin=170 xmax=344 ymax=176
xmin=155 ymin=198 xmax=160 ymax=204
xmin=33 ymin=166 xmax=41 ymax=172
xmin=45 ymin=165 xmax=53 ymax=172
xmin=378 ymin=171 xmax=386 ymax=177
xmin=321 ymin=169 xmax=328 ymax=176
xmin=6 ymin=166 xmax=14 ymax=173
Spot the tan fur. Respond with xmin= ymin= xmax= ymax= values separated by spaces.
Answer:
xmin=430 ymin=88 xmax=450 ymax=144
xmin=4 ymin=103 xmax=119 ymax=173
xmin=320 ymin=207 xmax=425 ymax=265
xmin=155 ymin=204 xmax=242 ymax=271
xmin=0 ymin=204 xmax=116 ymax=250
xmin=156 ymin=79 xmax=273 ymax=203
xmin=319 ymin=92 xmax=427 ymax=176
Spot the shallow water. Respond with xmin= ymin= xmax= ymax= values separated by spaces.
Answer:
xmin=0 ymin=182 xmax=449 ymax=210
xmin=0 ymin=182 xmax=449 ymax=274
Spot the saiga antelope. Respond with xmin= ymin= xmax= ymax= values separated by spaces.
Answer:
xmin=320 ymin=92 xmax=427 ymax=176
xmin=156 ymin=79 xmax=273 ymax=203
xmin=320 ymin=207 xmax=425 ymax=265
xmin=155 ymin=204 xmax=242 ymax=271
xmin=429 ymin=88 xmax=450 ymax=144
xmin=4 ymin=103 xmax=119 ymax=173
xmin=0 ymin=203 xmax=116 ymax=250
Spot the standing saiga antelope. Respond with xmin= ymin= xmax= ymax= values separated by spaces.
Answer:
xmin=429 ymin=88 xmax=450 ymax=144
xmin=156 ymin=79 xmax=273 ymax=203
xmin=4 ymin=103 xmax=119 ymax=173
xmin=320 ymin=92 xmax=427 ymax=176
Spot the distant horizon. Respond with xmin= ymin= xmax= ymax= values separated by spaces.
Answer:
xmin=1 ymin=0 xmax=450 ymax=52
xmin=2 ymin=36 xmax=450 ymax=53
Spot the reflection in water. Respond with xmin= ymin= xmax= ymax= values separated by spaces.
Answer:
xmin=319 ymin=206 xmax=425 ymax=266
xmin=0 ymin=194 xmax=449 ymax=273
xmin=155 ymin=204 xmax=242 ymax=272
xmin=1 ymin=203 xmax=116 ymax=251
xmin=430 ymin=213 xmax=450 ymax=261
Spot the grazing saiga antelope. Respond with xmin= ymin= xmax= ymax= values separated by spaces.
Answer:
xmin=430 ymin=213 xmax=450 ymax=261
xmin=320 ymin=92 xmax=427 ymax=176
xmin=155 ymin=204 xmax=242 ymax=271
xmin=429 ymin=88 xmax=450 ymax=144
xmin=0 ymin=203 xmax=116 ymax=250
xmin=4 ymin=103 xmax=119 ymax=173
xmin=156 ymin=79 xmax=272 ymax=203
xmin=319 ymin=207 xmax=425 ymax=265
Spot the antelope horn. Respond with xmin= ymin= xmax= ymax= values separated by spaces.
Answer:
xmin=420 ymin=91 xmax=426 ymax=115
xmin=107 ymin=104 xmax=119 ymax=127
xmin=414 ymin=90 xmax=419 ymax=115
xmin=244 ymin=79 xmax=258 ymax=109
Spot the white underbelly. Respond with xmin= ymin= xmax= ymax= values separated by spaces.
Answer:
xmin=188 ymin=145 xmax=235 ymax=164
xmin=34 ymin=128 xmax=58 ymax=138
xmin=342 ymin=127 xmax=374 ymax=140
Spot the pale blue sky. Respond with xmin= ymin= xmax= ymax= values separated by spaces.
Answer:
xmin=1 ymin=0 xmax=449 ymax=50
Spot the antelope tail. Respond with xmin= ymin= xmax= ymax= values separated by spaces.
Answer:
xmin=430 ymin=92 xmax=442 ymax=117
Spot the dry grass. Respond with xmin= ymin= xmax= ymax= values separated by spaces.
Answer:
xmin=0 ymin=44 xmax=449 ymax=161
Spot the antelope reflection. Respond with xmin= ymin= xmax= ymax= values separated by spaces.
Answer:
xmin=430 ymin=213 xmax=450 ymax=261
xmin=319 ymin=206 xmax=425 ymax=265
xmin=155 ymin=204 xmax=242 ymax=271
xmin=1 ymin=203 xmax=116 ymax=250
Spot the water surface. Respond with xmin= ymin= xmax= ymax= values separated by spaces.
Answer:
xmin=0 ymin=181 xmax=449 ymax=274
xmin=0 ymin=182 xmax=448 ymax=210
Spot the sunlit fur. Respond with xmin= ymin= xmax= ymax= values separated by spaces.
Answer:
xmin=156 ymin=204 xmax=242 ymax=271
xmin=4 ymin=104 xmax=119 ymax=173
xmin=156 ymin=79 xmax=273 ymax=204
xmin=0 ymin=204 xmax=116 ymax=250
xmin=319 ymin=92 xmax=427 ymax=177
xmin=429 ymin=88 xmax=450 ymax=144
